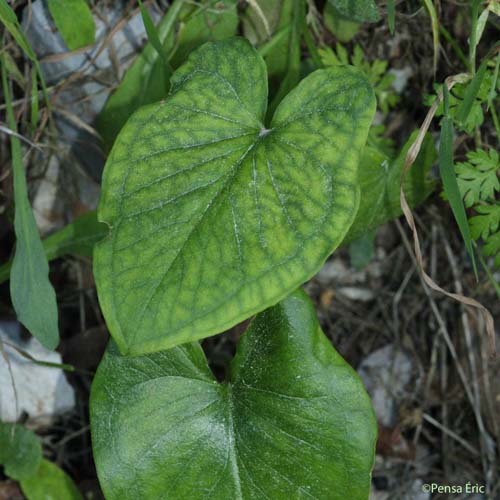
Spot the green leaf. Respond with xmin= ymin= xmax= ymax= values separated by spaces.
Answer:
xmin=90 ymin=289 xmax=376 ymax=500
xmin=323 ymin=3 xmax=360 ymax=42
xmin=349 ymin=231 xmax=375 ymax=270
xmin=388 ymin=0 xmax=396 ymax=34
xmin=242 ymin=0 xmax=283 ymax=45
xmin=30 ymin=67 xmax=39 ymax=130
xmin=470 ymin=204 xmax=500 ymax=240
xmin=319 ymin=43 xmax=399 ymax=114
xmin=97 ymin=0 xmax=238 ymax=152
xmin=490 ymin=0 xmax=500 ymax=17
xmin=94 ymin=38 xmax=375 ymax=355
xmin=439 ymin=107 xmax=477 ymax=275
xmin=242 ymin=0 xmax=297 ymax=85
xmin=0 ymin=211 xmax=107 ymax=284
xmin=0 ymin=423 xmax=42 ymax=481
xmin=327 ymin=0 xmax=380 ymax=23
xmin=138 ymin=0 xmax=169 ymax=67
xmin=0 ymin=0 xmax=36 ymax=61
xmin=96 ymin=0 xmax=185 ymax=150
xmin=1 ymin=56 xmax=59 ymax=350
xmin=424 ymin=81 xmax=490 ymax=134
xmin=3 ymin=51 xmax=25 ymax=87
xmin=0 ymin=0 xmax=51 ymax=116
xmin=421 ymin=0 xmax=439 ymax=74
xmin=267 ymin=0 xmax=304 ymax=118
xmin=47 ymin=0 xmax=95 ymax=50
xmin=169 ymin=0 xmax=239 ymax=69
xmin=456 ymin=58 xmax=488 ymax=125
xmin=344 ymin=131 xmax=436 ymax=244
xmin=456 ymin=149 xmax=500 ymax=208
xmin=470 ymin=204 xmax=500 ymax=268
xmin=483 ymin=231 xmax=500 ymax=268
xmin=20 ymin=459 xmax=83 ymax=500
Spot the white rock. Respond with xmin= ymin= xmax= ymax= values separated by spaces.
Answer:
xmin=0 ymin=322 xmax=75 ymax=424
xmin=316 ymin=258 xmax=368 ymax=285
xmin=389 ymin=67 xmax=413 ymax=94
xmin=358 ymin=344 xmax=413 ymax=427
xmin=337 ymin=286 xmax=375 ymax=302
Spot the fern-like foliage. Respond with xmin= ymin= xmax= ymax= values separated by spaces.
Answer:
xmin=456 ymin=149 xmax=500 ymax=207
xmin=456 ymin=149 xmax=500 ymax=267
xmin=319 ymin=43 xmax=400 ymax=113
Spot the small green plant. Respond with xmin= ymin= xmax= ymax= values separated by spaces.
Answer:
xmin=456 ymin=149 xmax=500 ymax=267
xmin=320 ymin=43 xmax=400 ymax=114
xmin=424 ymin=1 xmax=500 ymax=279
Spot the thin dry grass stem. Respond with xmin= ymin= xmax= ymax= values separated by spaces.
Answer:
xmin=0 ymin=125 xmax=43 ymax=151
xmin=396 ymin=220 xmax=478 ymax=418
xmin=440 ymin=339 xmax=450 ymax=477
xmin=442 ymin=232 xmax=495 ymax=488
xmin=422 ymin=413 xmax=480 ymax=456
xmin=397 ymin=216 xmax=499 ymax=488
xmin=399 ymin=73 xmax=496 ymax=356
xmin=408 ymin=224 xmax=441 ymax=453
xmin=52 ymin=107 xmax=101 ymax=138
xmin=479 ymin=335 xmax=499 ymax=445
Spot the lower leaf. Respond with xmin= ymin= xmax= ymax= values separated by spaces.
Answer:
xmin=90 ymin=289 xmax=376 ymax=499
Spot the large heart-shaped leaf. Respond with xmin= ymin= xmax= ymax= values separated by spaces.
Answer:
xmin=90 ymin=289 xmax=376 ymax=499
xmin=94 ymin=38 xmax=375 ymax=355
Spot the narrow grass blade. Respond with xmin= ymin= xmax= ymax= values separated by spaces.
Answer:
xmin=456 ymin=57 xmax=488 ymax=125
xmin=30 ymin=67 xmax=39 ymax=130
xmin=0 ymin=210 xmax=106 ymax=284
xmin=0 ymin=0 xmax=36 ymax=60
xmin=487 ymin=51 xmax=500 ymax=110
xmin=439 ymin=25 xmax=469 ymax=68
xmin=421 ymin=0 xmax=439 ymax=76
xmin=439 ymin=87 xmax=477 ymax=277
xmin=1 ymin=56 xmax=59 ymax=350
xmin=469 ymin=0 xmax=483 ymax=72
xmin=138 ymin=0 xmax=171 ymax=70
xmin=388 ymin=0 xmax=395 ymax=34
xmin=0 ymin=0 xmax=52 ymax=116
xmin=268 ymin=0 xmax=304 ymax=119
xmin=302 ymin=14 xmax=323 ymax=69
xmin=257 ymin=26 xmax=291 ymax=57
